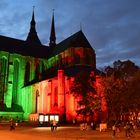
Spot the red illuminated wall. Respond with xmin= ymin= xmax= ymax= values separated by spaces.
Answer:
xmin=95 ymin=75 xmax=107 ymax=122
xmin=30 ymin=39 xmax=103 ymax=122
xmin=34 ymin=69 xmax=107 ymax=123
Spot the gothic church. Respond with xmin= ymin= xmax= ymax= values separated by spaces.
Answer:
xmin=0 ymin=10 xmax=105 ymax=123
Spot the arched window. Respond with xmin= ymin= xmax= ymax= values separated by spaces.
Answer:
xmin=42 ymin=62 xmax=45 ymax=73
xmin=1 ymin=57 xmax=7 ymax=86
xmin=24 ymin=62 xmax=30 ymax=84
xmin=35 ymin=89 xmax=39 ymax=113
xmin=0 ymin=57 xmax=7 ymax=105
xmin=1 ymin=57 xmax=7 ymax=78
xmin=35 ymin=64 xmax=40 ymax=80
xmin=54 ymin=87 xmax=58 ymax=107
xmin=12 ymin=60 xmax=19 ymax=103
xmin=36 ymin=62 xmax=46 ymax=79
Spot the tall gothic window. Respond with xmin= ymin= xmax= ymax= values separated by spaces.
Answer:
xmin=12 ymin=60 xmax=19 ymax=103
xmin=1 ymin=57 xmax=7 ymax=79
xmin=24 ymin=62 xmax=30 ymax=85
xmin=54 ymin=87 xmax=58 ymax=107
xmin=35 ymin=90 xmax=39 ymax=113
xmin=42 ymin=62 xmax=45 ymax=73
xmin=0 ymin=57 xmax=7 ymax=105
xmin=35 ymin=64 xmax=39 ymax=80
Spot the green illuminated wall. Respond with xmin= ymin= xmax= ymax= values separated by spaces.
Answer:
xmin=0 ymin=51 xmax=48 ymax=120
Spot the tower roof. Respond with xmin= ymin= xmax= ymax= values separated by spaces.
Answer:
xmin=26 ymin=7 xmax=42 ymax=45
xmin=49 ymin=10 xmax=56 ymax=48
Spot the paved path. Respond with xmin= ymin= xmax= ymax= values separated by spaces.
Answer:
xmin=0 ymin=124 xmax=140 ymax=140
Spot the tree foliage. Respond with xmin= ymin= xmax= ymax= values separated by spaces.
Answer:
xmin=127 ymin=70 xmax=140 ymax=111
xmin=102 ymin=75 xmax=129 ymax=121
xmin=70 ymin=71 xmax=101 ymax=122
xmin=102 ymin=60 xmax=140 ymax=123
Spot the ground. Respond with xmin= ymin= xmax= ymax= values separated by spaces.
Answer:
xmin=0 ymin=123 xmax=140 ymax=140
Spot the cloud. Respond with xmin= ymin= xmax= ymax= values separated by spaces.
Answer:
xmin=0 ymin=0 xmax=140 ymax=68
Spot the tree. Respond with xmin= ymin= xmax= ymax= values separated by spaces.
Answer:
xmin=127 ymin=70 xmax=140 ymax=115
xmin=102 ymin=60 xmax=140 ymax=124
xmin=101 ymin=74 xmax=129 ymax=124
xmin=70 ymin=71 xmax=101 ymax=122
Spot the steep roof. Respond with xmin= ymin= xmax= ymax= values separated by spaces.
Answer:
xmin=0 ymin=28 xmax=94 ymax=59
xmin=51 ymin=30 xmax=94 ymax=56
xmin=0 ymin=35 xmax=50 ymax=58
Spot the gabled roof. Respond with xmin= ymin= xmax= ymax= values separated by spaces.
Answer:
xmin=51 ymin=30 xmax=94 ymax=56
xmin=0 ymin=35 xmax=50 ymax=58
xmin=0 ymin=30 xmax=94 ymax=59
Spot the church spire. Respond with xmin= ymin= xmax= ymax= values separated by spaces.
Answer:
xmin=26 ymin=6 xmax=41 ymax=45
xmin=49 ymin=9 xmax=56 ymax=48
xmin=31 ymin=6 xmax=35 ymax=25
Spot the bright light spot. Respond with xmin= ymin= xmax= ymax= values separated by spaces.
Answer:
xmin=55 ymin=115 xmax=59 ymax=121
xmin=45 ymin=115 xmax=49 ymax=122
xmin=39 ymin=115 xmax=44 ymax=122
xmin=50 ymin=115 xmax=54 ymax=121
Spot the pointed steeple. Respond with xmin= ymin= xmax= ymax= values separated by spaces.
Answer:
xmin=31 ymin=6 xmax=35 ymax=25
xmin=26 ymin=6 xmax=41 ymax=45
xmin=49 ymin=9 xmax=56 ymax=48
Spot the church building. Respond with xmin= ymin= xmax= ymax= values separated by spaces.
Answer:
xmin=0 ymin=9 xmax=106 ymax=123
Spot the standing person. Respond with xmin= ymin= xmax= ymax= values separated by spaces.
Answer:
xmin=124 ymin=122 xmax=130 ymax=138
xmin=50 ymin=120 xmax=54 ymax=132
xmin=112 ymin=124 xmax=116 ymax=138
xmin=91 ymin=121 xmax=96 ymax=130
xmin=10 ymin=118 xmax=15 ymax=131
xmin=93 ymin=121 xmax=97 ymax=130
xmin=73 ymin=118 xmax=77 ymax=125
xmin=91 ymin=122 xmax=94 ymax=129
xmin=15 ymin=116 xmax=19 ymax=127
xmin=73 ymin=118 xmax=76 ymax=125
xmin=53 ymin=119 xmax=57 ymax=130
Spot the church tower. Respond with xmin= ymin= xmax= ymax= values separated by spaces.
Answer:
xmin=49 ymin=10 xmax=56 ymax=48
xmin=26 ymin=7 xmax=42 ymax=45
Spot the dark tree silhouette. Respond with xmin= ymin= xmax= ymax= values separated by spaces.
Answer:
xmin=70 ymin=71 xmax=101 ymax=122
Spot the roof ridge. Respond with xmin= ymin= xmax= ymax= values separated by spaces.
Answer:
xmin=0 ymin=35 xmax=25 ymax=42
xmin=57 ymin=30 xmax=82 ymax=45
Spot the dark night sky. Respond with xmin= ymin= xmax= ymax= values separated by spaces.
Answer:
xmin=0 ymin=0 xmax=140 ymax=68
